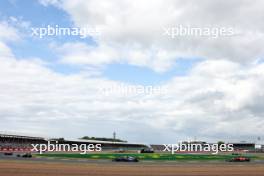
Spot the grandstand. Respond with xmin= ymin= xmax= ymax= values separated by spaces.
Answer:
xmin=0 ymin=133 xmax=146 ymax=153
xmin=0 ymin=133 xmax=46 ymax=152
xmin=231 ymin=142 xmax=256 ymax=151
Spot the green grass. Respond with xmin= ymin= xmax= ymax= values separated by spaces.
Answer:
xmin=35 ymin=153 xmax=257 ymax=161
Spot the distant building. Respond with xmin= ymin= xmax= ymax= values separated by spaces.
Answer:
xmin=230 ymin=142 xmax=255 ymax=151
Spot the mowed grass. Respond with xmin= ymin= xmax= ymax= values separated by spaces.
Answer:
xmin=36 ymin=153 xmax=257 ymax=161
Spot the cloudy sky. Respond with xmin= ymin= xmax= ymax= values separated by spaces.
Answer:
xmin=0 ymin=0 xmax=263 ymax=144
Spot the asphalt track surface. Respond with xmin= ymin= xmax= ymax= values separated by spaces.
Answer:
xmin=0 ymin=154 xmax=264 ymax=176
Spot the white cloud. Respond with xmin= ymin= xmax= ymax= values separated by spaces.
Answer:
xmin=1 ymin=0 xmax=264 ymax=143
xmin=1 ymin=40 xmax=264 ymax=142
xmin=0 ymin=42 xmax=13 ymax=58
xmin=0 ymin=21 xmax=20 ymax=42
xmin=53 ymin=42 xmax=120 ymax=65
xmin=42 ymin=0 xmax=264 ymax=72
xmin=53 ymin=42 xmax=178 ymax=72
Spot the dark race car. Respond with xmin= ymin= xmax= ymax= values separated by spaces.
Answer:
xmin=112 ymin=156 xmax=139 ymax=162
xmin=227 ymin=156 xmax=250 ymax=162
xmin=140 ymin=148 xmax=154 ymax=153
xmin=17 ymin=153 xmax=32 ymax=158
xmin=4 ymin=152 xmax=13 ymax=156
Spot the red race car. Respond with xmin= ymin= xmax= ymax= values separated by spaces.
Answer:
xmin=228 ymin=156 xmax=250 ymax=162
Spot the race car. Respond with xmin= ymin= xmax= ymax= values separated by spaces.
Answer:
xmin=112 ymin=156 xmax=139 ymax=162
xmin=227 ymin=156 xmax=250 ymax=162
xmin=3 ymin=152 xmax=13 ymax=156
xmin=140 ymin=148 xmax=154 ymax=153
xmin=17 ymin=153 xmax=32 ymax=158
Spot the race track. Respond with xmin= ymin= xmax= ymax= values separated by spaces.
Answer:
xmin=0 ymin=155 xmax=264 ymax=176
